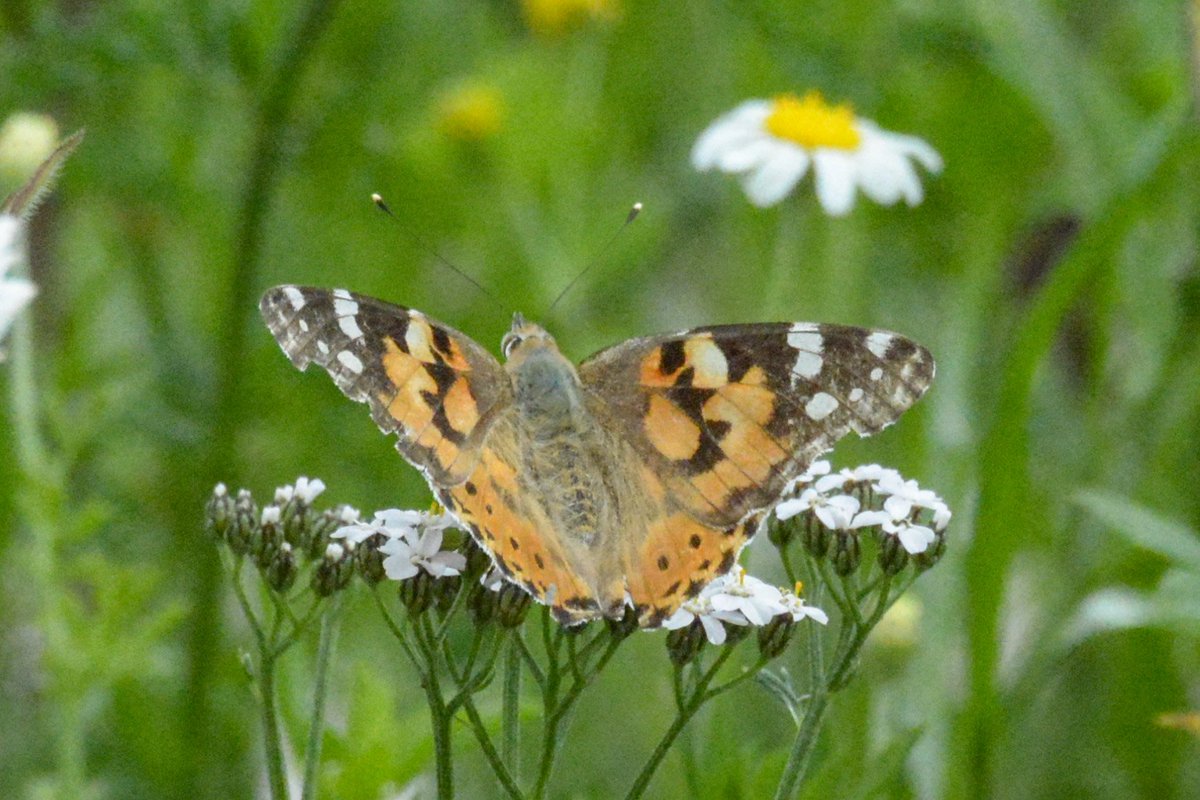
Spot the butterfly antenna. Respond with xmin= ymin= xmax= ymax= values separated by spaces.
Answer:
xmin=546 ymin=201 xmax=642 ymax=316
xmin=371 ymin=193 xmax=502 ymax=306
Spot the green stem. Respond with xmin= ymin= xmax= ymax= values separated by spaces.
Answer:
xmin=771 ymin=689 xmax=830 ymax=800
xmin=460 ymin=693 xmax=526 ymax=800
xmin=624 ymin=646 xmax=737 ymax=800
xmin=184 ymin=3 xmax=345 ymax=788
xmin=502 ymin=638 xmax=522 ymax=778
xmin=258 ymin=653 xmax=289 ymax=800
xmin=414 ymin=619 xmax=454 ymax=800
xmin=301 ymin=598 xmax=341 ymax=800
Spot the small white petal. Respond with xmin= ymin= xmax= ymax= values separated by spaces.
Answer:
xmin=812 ymin=149 xmax=858 ymax=216
xmin=700 ymin=615 xmax=727 ymax=645
xmin=739 ymin=145 xmax=809 ymax=207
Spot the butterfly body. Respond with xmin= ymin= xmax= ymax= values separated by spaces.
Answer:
xmin=261 ymin=286 xmax=935 ymax=627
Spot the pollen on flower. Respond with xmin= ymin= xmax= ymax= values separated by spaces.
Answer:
xmin=765 ymin=92 xmax=861 ymax=150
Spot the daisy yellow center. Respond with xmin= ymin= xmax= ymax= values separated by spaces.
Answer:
xmin=764 ymin=92 xmax=861 ymax=150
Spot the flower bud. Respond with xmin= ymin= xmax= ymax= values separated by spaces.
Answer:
xmin=878 ymin=530 xmax=910 ymax=576
xmin=721 ymin=621 xmax=752 ymax=646
xmin=0 ymin=112 xmax=59 ymax=184
xmin=495 ymin=582 xmax=533 ymax=628
xmin=666 ymin=620 xmax=707 ymax=667
xmin=766 ymin=515 xmax=794 ymax=548
xmin=312 ymin=543 xmax=354 ymax=597
xmin=355 ymin=532 xmax=389 ymax=585
xmin=266 ymin=543 xmax=298 ymax=593
xmin=254 ymin=506 xmax=284 ymax=570
xmin=914 ymin=529 xmax=946 ymax=571
xmin=229 ymin=489 xmax=259 ymax=555
xmin=307 ymin=506 xmax=358 ymax=561
xmin=205 ymin=483 xmax=235 ymax=543
xmin=802 ymin=515 xmax=832 ymax=558
xmin=463 ymin=538 xmax=492 ymax=578
xmin=831 ymin=530 xmax=861 ymax=576
xmin=399 ymin=571 xmax=435 ymax=615
xmin=434 ymin=574 xmax=463 ymax=613
xmin=469 ymin=579 xmax=499 ymax=625
xmin=757 ymin=614 xmax=796 ymax=660
xmin=606 ymin=605 xmax=639 ymax=639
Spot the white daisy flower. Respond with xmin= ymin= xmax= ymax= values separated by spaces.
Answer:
xmin=0 ymin=214 xmax=36 ymax=354
xmin=692 ymin=91 xmax=942 ymax=215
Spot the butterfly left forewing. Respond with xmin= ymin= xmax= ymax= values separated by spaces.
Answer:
xmin=259 ymin=285 xmax=509 ymax=484
xmin=580 ymin=322 xmax=934 ymax=625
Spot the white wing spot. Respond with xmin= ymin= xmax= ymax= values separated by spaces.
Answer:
xmin=849 ymin=387 xmax=864 ymax=402
xmin=337 ymin=350 xmax=364 ymax=373
xmin=298 ymin=319 xmax=309 ymax=332
xmin=866 ymin=332 xmax=894 ymax=359
xmin=338 ymin=315 xmax=363 ymax=339
xmin=787 ymin=327 xmax=825 ymax=380
xmin=870 ymin=367 xmax=883 ymax=381
xmin=283 ymin=286 xmax=306 ymax=310
xmin=333 ymin=297 xmax=359 ymax=317
xmin=332 ymin=288 xmax=353 ymax=300
xmin=317 ymin=340 xmax=330 ymax=355
xmin=805 ymin=392 xmax=839 ymax=421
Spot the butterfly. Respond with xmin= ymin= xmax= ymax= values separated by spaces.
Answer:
xmin=260 ymin=286 xmax=934 ymax=627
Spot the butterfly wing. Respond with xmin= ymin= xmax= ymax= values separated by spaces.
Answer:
xmin=578 ymin=322 xmax=935 ymax=625
xmin=261 ymin=286 xmax=600 ymax=620
xmin=259 ymin=286 xmax=510 ymax=484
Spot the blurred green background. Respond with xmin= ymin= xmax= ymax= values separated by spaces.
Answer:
xmin=2 ymin=1 xmax=1198 ymax=798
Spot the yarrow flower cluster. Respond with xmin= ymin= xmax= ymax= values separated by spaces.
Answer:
xmin=692 ymin=91 xmax=942 ymax=215
xmin=334 ymin=509 xmax=466 ymax=581
xmin=773 ymin=460 xmax=950 ymax=575
xmin=0 ymin=214 xmax=36 ymax=357
xmin=663 ymin=564 xmax=828 ymax=648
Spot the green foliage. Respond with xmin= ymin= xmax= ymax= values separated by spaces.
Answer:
xmin=2 ymin=1 xmax=1199 ymax=798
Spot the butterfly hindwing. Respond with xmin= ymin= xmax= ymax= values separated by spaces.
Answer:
xmin=579 ymin=322 xmax=935 ymax=624
xmin=259 ymin=286 xmax=509 ymax=484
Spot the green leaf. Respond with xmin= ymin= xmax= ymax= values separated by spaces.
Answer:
xmin=1073 ymin=489 xmax=1200 ymax=573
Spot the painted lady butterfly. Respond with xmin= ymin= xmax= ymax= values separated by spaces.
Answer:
xmin=260 ymin=287 xmax=934 ymax=627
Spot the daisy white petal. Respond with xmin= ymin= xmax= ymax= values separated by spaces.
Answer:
xmin=812 ymin=149 xmax=858 ymax=216
xmin=740 ymin=145 xmax=809 ymax=207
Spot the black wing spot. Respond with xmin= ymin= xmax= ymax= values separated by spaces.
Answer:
xmin=509 ymin=537 xmax=521 ymax=551
xmin=657 ymin=555 xmax=670 ymax=571
xmin=534 ymin=553 xmax=545 ymax=569
xmin=663 ymin=580 xmax=682 ymax=598
xmin=688 ymin=534 xmax=702 ymax=549
xmin=659 ymin=340 xmax=686 ymax=375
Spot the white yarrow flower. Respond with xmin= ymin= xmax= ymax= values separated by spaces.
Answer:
xmin=0 ymin=215 xmax=36 ymax=354
xmin=778 ymin=589 xmax=829 ymax=625
xmin=693 ymin=92 xmax=942 ymax=215
xmin=705 ymin=565 xmax=787 ymax=626
xmin=775 ymin=488 xmax=859 ymax=529
xmin=366 ymin=511 xmax=466 ymax=581
xmin=663 ymin=594 xmax=729 ymax=645
xmin=882 ymin=519 xmax=936 ymax=555
xmin=876 ymin=473 xmax=942 ymax=519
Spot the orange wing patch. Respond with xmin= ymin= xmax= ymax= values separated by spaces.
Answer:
xmin=441 ymin=440 xmax=599 ymax=625
xmin=627 ymin=507 xmax=764 ymax=628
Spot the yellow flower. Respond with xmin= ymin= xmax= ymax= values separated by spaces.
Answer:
xmin=693 ymin=92 xmax=942 ymax=215
xmin=434 ymin=83 xmax=506 ymax=143
xmin=522 ymin=0 xmax=619 ymax=37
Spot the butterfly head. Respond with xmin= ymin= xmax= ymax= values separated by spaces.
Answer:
xmin=501 ymin=313 xmax=558 ymax=362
